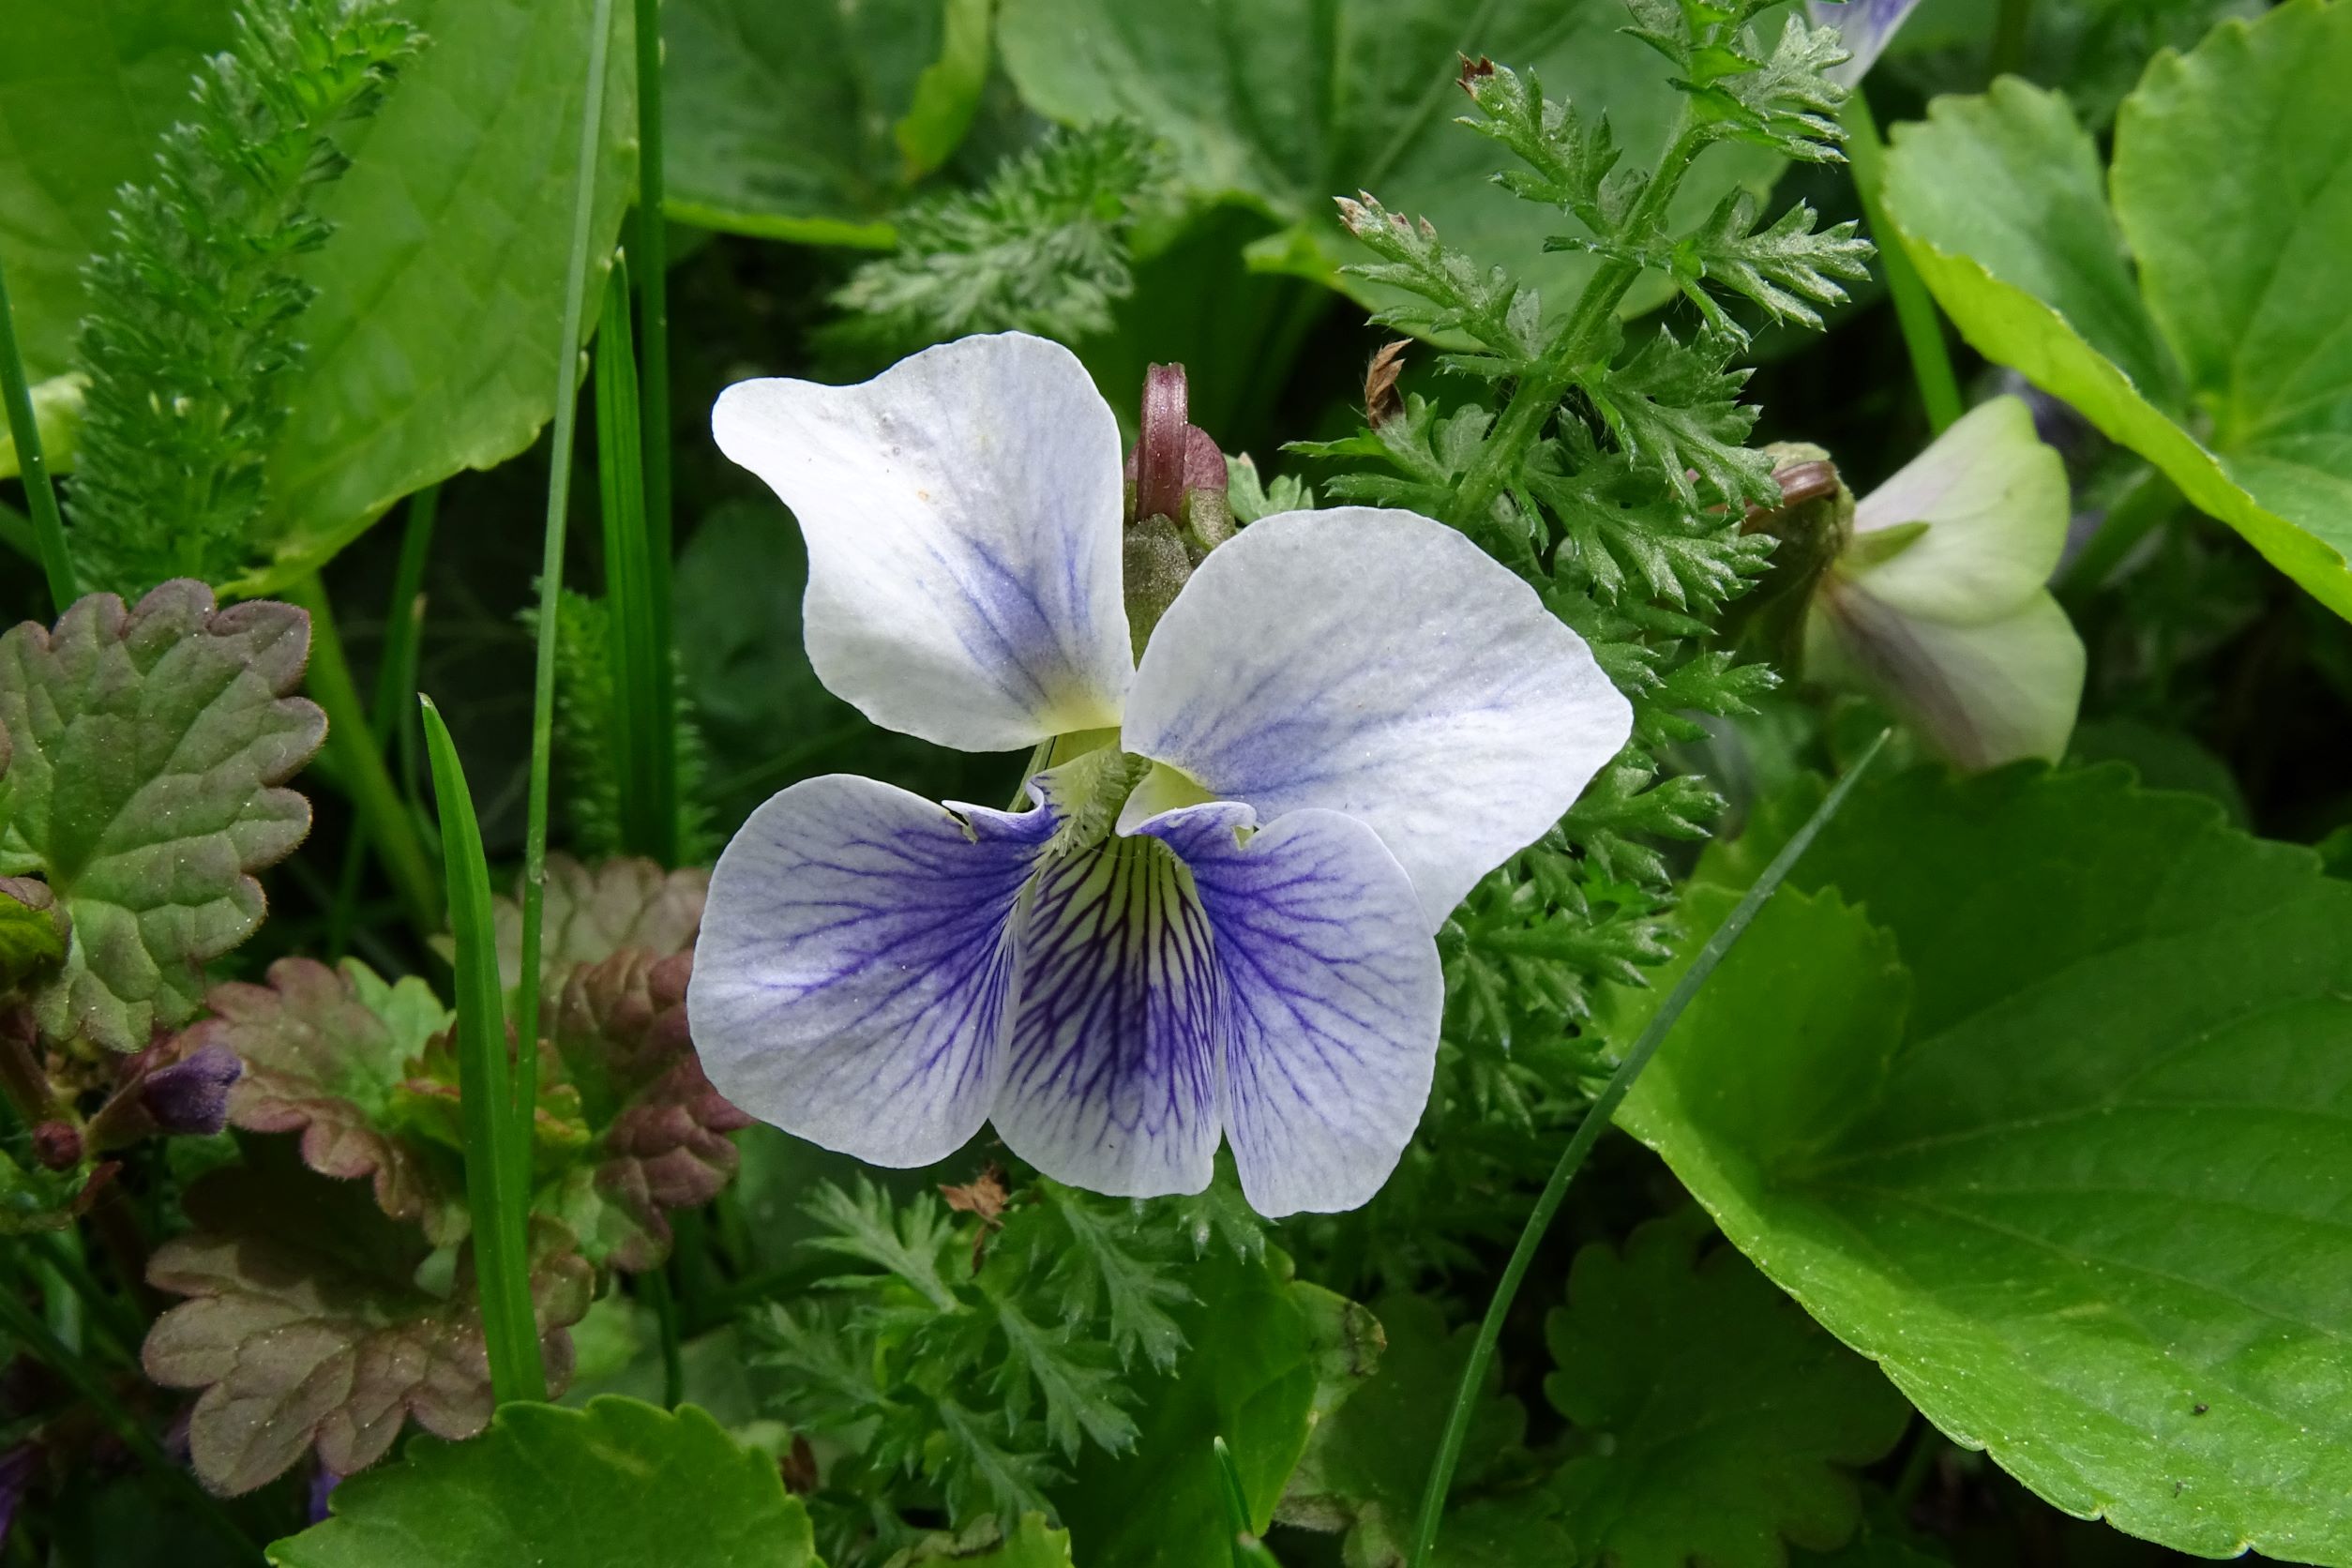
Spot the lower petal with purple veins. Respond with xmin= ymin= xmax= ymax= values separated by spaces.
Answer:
xmin=1139 ymin=803 xmax=1443 ymax=1217
xmin=991 ymin=833 xmax=1223 ymax=1198
xmin=686 ymin=775 xmax=1060 ymax=1168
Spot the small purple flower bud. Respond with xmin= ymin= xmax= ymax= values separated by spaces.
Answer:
xmin=138 ymin=1042 xmax=241 ymax=1138
xmin=307 ymin=1464 xmax=343 ymax=1525
xmin=30 ymin=1120 xmax=81 ymax=1170
xmin=1122 ymin=361 xmax=1236 ymax=652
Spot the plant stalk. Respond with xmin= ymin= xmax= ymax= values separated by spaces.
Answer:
xmin=1407 ymin=730 xmax=1892 ymax=1566
xmin=1843 ymin=90 xmax=1966 ymax=434
xmin=0 ymin=249 xmax=76 ymax=611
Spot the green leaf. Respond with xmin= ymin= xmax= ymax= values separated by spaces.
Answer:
xmin=1544 ymin=1212 xmax=1911 ymax=1567
xmin=889 ymin=1514 xmax=1075 ymax=1566
xmin=661 ymin=0 xmax=963 ymax=245
xmin=0 ymin=0 xmax=235 ymax=381
xmin=143 ymin=1149 xmax=593 ymax=1496
xmin=241 ymin=0 xmax=637 ymax=595
xmin=995 ymin=0 xmax=1785 ymax=323
xmin=0 ymin=583 xmax=325 ymax=1051
xmin=266 ymin=1396 xmax=817 ymax=1567
xmin=200 ymin=956 xmax=467 ymax=1244
xmin=1579 ymin=326 xmax=1777 ymax=509
xmin=1620 ymin=765 xmax=2352 ymax=1561
xmin=1879 ymin=7 xmax=2352 ymax=618
xmin=1053 ymin=1248 xmax=1379 ymax=1567
xmin=0 ymin=875 xmax=68 ymax=989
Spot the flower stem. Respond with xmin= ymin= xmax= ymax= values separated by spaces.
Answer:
xmin=1843 ymin=90 xmax=1965 ymax=435
xmin=1406 ymin=729 xmax=1892 ymax=1567
xmin=2059 ymin=466 xmax=2179 ymax=597
xmin=517 ymin=0 xmax=621 ymax=1109
xmin=0 ymin=248 xmax=76 ymax=611
xmin=288 ymin=574 xmax=444 ymax=944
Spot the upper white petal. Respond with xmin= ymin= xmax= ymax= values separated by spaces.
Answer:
xmin=711 ymin=332 xmax=1133 ymax=753
xmin=1121 ymin=507 xmax=1632 ymax=931
xmin=1850 ymin=396 xmax=2071 ymax=624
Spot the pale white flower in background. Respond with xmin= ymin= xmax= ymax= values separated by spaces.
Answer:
xmin=686 ymin=332 xmax=1631 ymax=1216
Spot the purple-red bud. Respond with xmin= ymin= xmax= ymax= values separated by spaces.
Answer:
xmin=30 ymin=1120 xmax=81 ymax=1170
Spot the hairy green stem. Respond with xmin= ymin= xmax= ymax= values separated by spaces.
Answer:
xmin=1408 ymin=730 xmax=1892 ymax=1566
xmin=1445 ymin=114 xmax=1705 ymax=532
xmin=328 ymin=489 xmax=442 ymax=956
xmin=518 ymin=0 xmax=621 ymax=1119
xmin=1843 ymin=91 xmax=1965 ymax=434
xmin=0 ymin=249 xmax=76 ymax=611
xmin=420 ymin=696 xmax=545 ymax=1405
xmin=288 ymin=576 xmax=443 ymax=940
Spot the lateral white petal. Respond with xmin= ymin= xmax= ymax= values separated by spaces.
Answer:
xmin=1123 ymin=507 xmax=1632 ymax=930
xmin=686 ymin=775 xmax=1057 ymax=1167
xmin=1851 ymin=396 xmax=2071 ymax=623
xmin=712 ymin=332 xmax=1133 ymax=752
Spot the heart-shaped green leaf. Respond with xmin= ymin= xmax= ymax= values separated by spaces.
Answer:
xmin=1880 ymin=0 xmax=2352 ymax=618
xmin=1619 ymin=766 xmax=2352 ymax=1560
xmin=266 ymin=1396 xmax=815 ymax=1568
xmin=0 ymin=583 xmax=324 ymax=1051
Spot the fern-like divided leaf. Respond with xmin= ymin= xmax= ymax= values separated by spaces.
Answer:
xmin=827 ymin=120 xmax=1165 ymax=357
xmin=68 ymin=0 xmax=422 ymax=596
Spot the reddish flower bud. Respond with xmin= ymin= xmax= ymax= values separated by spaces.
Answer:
xmin=30 ymin=1120 xmax=81 ymax=1170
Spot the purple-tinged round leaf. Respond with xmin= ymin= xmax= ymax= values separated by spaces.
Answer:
xmin=491 ymin=853 xmax=707 ymax=999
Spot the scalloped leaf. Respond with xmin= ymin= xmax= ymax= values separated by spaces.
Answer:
xmin=0 ymin=583 xmax=324 ymax=1050
xmin=143 ymin=1148 xmax=591 ymax=1496
xmin=201 ymin=957 xmax=465 ymax=1244
xmin=266 ymin=1396 xmax=817 ymax=1568
xmin=491 ymin=854 xmax=706 ymax=997
xmin=543 ymin=948 xmax=752 ymax=1272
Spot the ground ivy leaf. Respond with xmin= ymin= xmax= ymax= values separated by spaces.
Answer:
xmin=198 ymin=957 xmax=464 ymax=1244
xmin=492 ymin=853 xmax=707 ymax=998
xmin=994 ymin=0 xmax=1783 ymax=324
xmin=1880 ymin=5 xmax=2352 ymax=619
xmin=1623 ymin=765 xmax=2352 ymax=1561
xmin=1052 ymin=1247 xmax=1379 ymax=1567
xmin=1544 ymin=1212 xmax=1910 ymax=1567
xmin=0 ymin=583 xmax=324 ymax=1051
xmin=242 ymin=0 xmax=637 ymax=596
xmin=265 ymin=1396 xmax=816 ymax=1568
xmin=543 ymin=948 xmax=753 ymax=1272
xmin=0 ymin=1 xmax=234 ymax=380
xmin=143 ymin=1148 xmax=592 ymax=1496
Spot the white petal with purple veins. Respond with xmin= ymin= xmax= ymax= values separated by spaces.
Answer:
xmin=712 ymin=333 xmax=1133 ymax=753
xmin=991 ymin=834 xmax=1223 ymax=1199
xmin=1122 ymin=508 xmax=1632 ymax=931
xmin=686 ymin=775 xmax=1060 ymax=1167
xmin=1138 ymin=802 xmax=1442 ymax=1217
xmin=1807 ymin=0 xmax=1926 ymax=85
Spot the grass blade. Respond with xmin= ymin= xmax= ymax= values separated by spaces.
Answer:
xmin=595 ymin=254 xmax=681 ymax=863
xmin=633 ymin=0 xmax=672 ymax=587
xmin=515 ymin=0 xmax=622 ymax=1131
xmin=419 ymin=695 xmax=544 ymax=1405
xmin=1406 ymin=729 xmax=1894 ymax=1566
xmin=0 ymin=248 xmax=77 ymax=610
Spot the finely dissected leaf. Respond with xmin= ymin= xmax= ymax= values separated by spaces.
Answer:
xmin=0 ymin=2 xmax=236 ymax=381
xmin=1665 ymin=192 xmax=1872 ymax=336
xmin=996 ymin=0 xmax=1783 ymax=324
xmin=1277 ymin=1293 xmax=1564 ymax=1566
xmin=1543 ymin=1214 xmax=1910 ymax=1567
xmin=1334 ymin=192 xmax=1545 ymax=377
xmin=985 ymin=1293 xmax=1139 ymax=1460
xmin=661 ymin=0 xmax=968 ymax=244
xmin=491 ymin=852 xmax=706 ymax=997
xmin=1623 ymin=766 xmax=2352 ymax=1562
xmin=1052 ymin=1248 xmax=1378 ymax=1568
xmin=827 ymin=122 xmax=1164 ymax=357
xmin=1019 ymin=1183 xmax=1191 ymax=1372
xmin=1881 ymin=6 xmax=2352 ymax=618
xmin=266 ymin=1396 xmax=817 ymax=1568
xmin=0 ymin=583 xmax=324 ymax=1050
xmin=803 ymin=1177 xmax=963 ymax=1311
xmin=143 ymin=1152 xmax=593 ymax=1496
xmin=1578 ymin=327 xmax=1778 ymax=510
xmin=543 ymin=948 xmax=752 ymax=1272
xmin=201 ymin=957 xmax=464 ymax=1243
xmin=243 ymin=0 xmax=636 ymax=595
